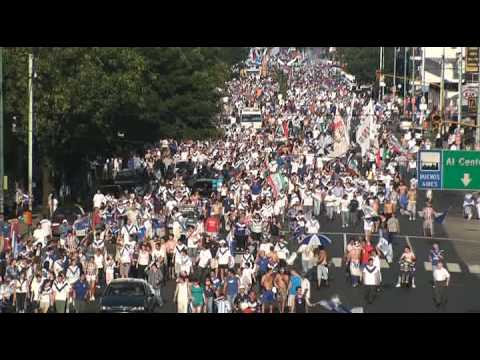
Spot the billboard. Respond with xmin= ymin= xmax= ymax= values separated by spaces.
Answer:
xmin=466 ymin=47 xmax=479 ymax=75
xmin=462 ymin=84 xmax=478 ymax=117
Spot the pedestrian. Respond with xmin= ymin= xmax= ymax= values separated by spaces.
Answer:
xmin=13 ymin=272 xmax=28 ymax=313
xmin=204 ymin=278 xmax=216 ymax=313
xmin=386 ymin=212 xmax=400 ymax=244
xmin=72 ymin=273 xmax=89 ymax=313
xmin=421 ymin=202 xmax=438 ymax=237
xmin=288 ymin=269 xmax=302 ymax=313
xmin=173 ymin=272 xmax=190 ymax=313
xmin=38 ymin=278 xmax=53 ymax=314
xmin=428 ymin=243 xmax=444 ymax=286
xmin=224 ymin=268 xmax=240 ymax=309
xmin=432 ymin=262 xmax=450 ymax=310
xmin=85 ymin=257 xmax=97 ymax=301
xmin=340 ymin=194 xmax=350 ymax=228
xmin=363 ymin=258 xmax=380 ymax=304
xmin=214 ymin=289 xmax=232 ymax=313
xmin=147 ymin=262 xmax=164 ymax=308
xmin=316 ymin=247 xmax=329 ymax=288
xmin=187 ymin=278 xmax=204 ymax=313
xmin=292 ymin=286 xmax=307 ymax=313
xmin=52 ymin=273 xmax=70 ymax=313
xmin=347 ymin=240 xmax=362 ymax=288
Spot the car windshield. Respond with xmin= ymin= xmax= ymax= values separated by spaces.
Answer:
xmin=105 ymin=283 xmax=146 ymax=297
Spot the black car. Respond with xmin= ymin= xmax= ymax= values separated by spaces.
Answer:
xmin=51 ymin=204 xmax=85 ymax=237
xmin=99 ymin=279 xmax=158 ymax=313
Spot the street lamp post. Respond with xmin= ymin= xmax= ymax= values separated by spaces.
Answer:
xmin=28 ymin=54 xmax=33 ymax=211
xmin=393 ymin=48 xmax=397 ymax=100
xmin=404 ymin=47 xmax=408 ymax=105
xmin=458 ymin=48 xmax=463 ymax=144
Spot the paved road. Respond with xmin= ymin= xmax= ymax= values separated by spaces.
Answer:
xmin=81 ymin=187 xmax=480 ymax=314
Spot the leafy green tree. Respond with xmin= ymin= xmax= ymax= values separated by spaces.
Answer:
xmin=3 ymin=47 xmax=247 ymax=209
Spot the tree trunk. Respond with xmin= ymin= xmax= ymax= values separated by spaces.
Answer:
xmin=41 ymin=157 xmax=54 ymax=217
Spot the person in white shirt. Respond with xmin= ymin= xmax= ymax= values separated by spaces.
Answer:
xmin=324 ymin=191 xmax=336 ymax=221
xmin=173 ymin=240 xmax=187 ymax=278
xmin=432 ymin=262 xmax=450 ymax=309
xmin=52 ymin=273 xmax=71 ymax=313
xmin=33 ymin=223 xmax=47 ymax=247
xmin=305 ymin=217 xmax=320 ymax=235
xmin=363 ymin=258 xmax=380 ymax=304
xmin=178 ymin=249 xmax=193 ymax=276
xmin=93 ymin=190 xmax=106 ymax=210
xmin=40 ymin=218 xmax=52 ymax=240
xmin=120 ymin=219 xmax=138 ymax=245
xmin=274 ymin=239 xmax=290 ymax=267
xmin=340 ymin=194 xmax=351 ymax=228
xmin=197 ymin=243 xmax=212 ymax=282
xmin=29 ymin=273 xmax=44 ymax=313
xmin=119 ymin=243 xmax=133 ymax=278
xmin=66 ymin=262 xmax=81 ymax=287
xmin=259 ymin=238 xmax=273 ymax=256
xmin=216 ymin=240 xmax=232 ymax=282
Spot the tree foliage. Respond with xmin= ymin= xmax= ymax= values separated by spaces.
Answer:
xmin=336 ymin=47 xmax=396 ymax=85
xmin=2 ymin=47 xmax=248 ymax=205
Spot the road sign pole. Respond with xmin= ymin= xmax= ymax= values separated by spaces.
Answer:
xmin=458 ymin=48 xmax=463 ymax=147
xmin=477 ymin=61 xmax=480 ymax=149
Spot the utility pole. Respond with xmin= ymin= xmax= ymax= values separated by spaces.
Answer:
xmin=0 ymin=47 xmax=4 ymax=246
xmin=381 ymin=47 xmax=385 ymax=100
xmin=378 ymin=47 xmax=383 ymax=102
xmin=28 ymin=54 xmax=33 ymax=211
xmin=403 ymin=47 xmax=408 ymax=104
xmin=440 ymin=47 xmax=446 ymax=123
xmin=411 ymin=47 xmax=416 ymax=120
xmin=393 ymin=47 xmax=397 ymax=100
xmin=422 ymin=47 xmax=426 ymax=95
xmin=458 ymin=48 xmax=463 ymax=141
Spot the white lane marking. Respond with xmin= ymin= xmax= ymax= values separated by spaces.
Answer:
xmin=331 ymin=257 xmax=343 ymax=268
xmin=467 ymin=265 xmax=480 ymax=274
xmin=343 ymin=233 xmax=347 ymax=254
xmin=424 ymin=262 xmax=433 ymax=271
xmin=380 ymin=259 xmax=390 ymax=269
xmin=446 ymin=263 xmax=462 ymax=273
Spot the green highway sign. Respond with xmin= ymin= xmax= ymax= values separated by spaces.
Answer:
xmin=418 ymin=150 xmax=480 ymax=191
xmin=443 ymin=150 xmax=480 ymax=190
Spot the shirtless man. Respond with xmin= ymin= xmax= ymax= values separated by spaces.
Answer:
xmin=347 ymin=240 xmax=362 ymax=288
xmin=383 ymin=199 xmax=393 ymax=219
xmin=273 ymin=268 xmax=289 ymax=313
xmin=261 ymin=269 xmax=275 ymax=313
xmin=165 ymin=234 xmax=176 ymax=280
xmin=398 ymin=182 xmax=408 ymax=214
xmin=371 ymin=198 xmax=380 ymax=232
xmin=407 ymin=187 xmax=417 ymax=221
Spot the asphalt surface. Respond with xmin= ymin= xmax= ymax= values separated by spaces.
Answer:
xmin=81 ymin=190 xmax=480 ymax=313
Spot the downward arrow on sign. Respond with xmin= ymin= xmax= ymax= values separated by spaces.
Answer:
xmin=461 ymin=173 xmax=472 ymax=187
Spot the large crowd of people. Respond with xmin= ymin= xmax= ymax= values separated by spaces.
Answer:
xmin=0 ymin=47 xmax=459 ymax=313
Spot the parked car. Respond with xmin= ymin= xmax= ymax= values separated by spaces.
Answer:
xmin=51 ymin=204 xmax=85 ymax=237
xmin=99 ymin=279 xmax=158 ymax=313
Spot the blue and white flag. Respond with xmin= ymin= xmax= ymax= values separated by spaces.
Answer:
xmin=435 ymin=210 xmax=449 ymax=225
